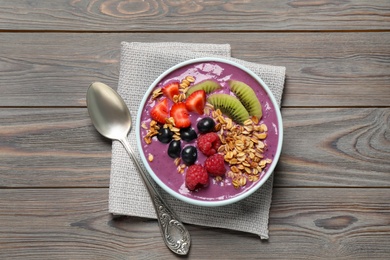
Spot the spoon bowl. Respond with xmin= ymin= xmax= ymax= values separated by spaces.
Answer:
xmin=86 ymin=82 xmax=191 ymax=255
xmin=86 ymin=82 xmax=131 ymax=140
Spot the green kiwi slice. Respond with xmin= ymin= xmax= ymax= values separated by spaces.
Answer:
xmin=229 ymin=80 xmax=262 ymax=119
xmin=207 ymin=94 xmax=250 ymax=124
xmin=186 ymin=80 xmax=221 ymax=97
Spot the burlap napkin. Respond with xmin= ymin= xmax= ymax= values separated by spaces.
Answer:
xmin=109 ymin=42 xmax=285 ymax=239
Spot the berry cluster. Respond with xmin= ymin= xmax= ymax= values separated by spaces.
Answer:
xmin=185 ymin=132 xmax=226 ymax=191
xmin=162 ymin=129 xmax=227 ymax=191
xmin=147 ymin=79 xmax=227 ymax=192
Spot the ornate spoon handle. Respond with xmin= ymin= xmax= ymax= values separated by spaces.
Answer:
xmin=119 ymin=138 xmax=191 ymax=255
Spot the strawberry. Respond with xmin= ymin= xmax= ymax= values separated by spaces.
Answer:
xmin=150 ymin=98 xmax=169 ymax=124
xmin=170 ymin=102 xmax=191 ymax=128
xmin=185 ymin=90 xmax=206 ymax=115
xmin=162 ymin=82 xmax=180 ymax=101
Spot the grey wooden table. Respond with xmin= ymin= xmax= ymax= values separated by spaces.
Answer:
xmin=0 ymin=1 xmax=389 ymax=259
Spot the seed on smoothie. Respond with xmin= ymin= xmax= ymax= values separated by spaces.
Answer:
xmin=182 ymin=79 xmax=191 ymax=86
xmin=174 ymin=157 xmax=181 ymax=166
xmin=185 ymin=75 xmax=195 ymax=83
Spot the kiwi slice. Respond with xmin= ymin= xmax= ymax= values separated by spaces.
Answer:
xmin=229 ymin=80 xmax=262 ymax=119
xmin=186 ymin=80 xmax=221 ymax=97
xmin=207 ymin=94 xmax=250 ymax=124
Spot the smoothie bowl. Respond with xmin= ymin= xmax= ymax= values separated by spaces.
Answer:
xmin=136 ymin=57 xmax=283 ymax=207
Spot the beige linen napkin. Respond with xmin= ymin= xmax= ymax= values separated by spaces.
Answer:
xmin=109 ymin=42 xmax=285 ymax=239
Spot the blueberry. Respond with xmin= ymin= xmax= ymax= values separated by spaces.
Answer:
xmin=157 ymin=127 xmax=174 ymax=143
xmin=168 ymin=140 xmax=181 ymax=158
xmin=197 ymin=117 xmax=215 ymax=134
xmin=181 ymin=146 xmax=197 ymax=165
xmin=180 ymin=127 xmax=197 ymax=142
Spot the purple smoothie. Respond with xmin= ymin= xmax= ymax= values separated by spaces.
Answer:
xmin=139 ymin=61 xmax=280 ymax=202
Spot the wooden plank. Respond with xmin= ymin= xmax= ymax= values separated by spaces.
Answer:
xmin=0 ymin=188 xmax=388 ymax=259
xmin=0 ymin=32 xmax=389 ymax=107
xmin=0 ymin=108 xmax=388 ymax=188
xmin=0 ymin=108 xmax=111 ymax=188
xmin=275 ymin=107 xmax=390 ymax=187
xmin=0 ymin=1 xmax=389 ymax=31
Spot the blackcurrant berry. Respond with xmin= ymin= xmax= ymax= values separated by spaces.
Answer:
xmin=168 ymin=140 xmax=181 ymax=158
xmin=157 ymin=127 xmax=174 ymax=143
xmin=197 ymin=117 xmax=216 ymax=134
xmin=181 ymin=145 xmax=197 ymax=165
xmin=180 ymin=127 xmax=197 ymax=142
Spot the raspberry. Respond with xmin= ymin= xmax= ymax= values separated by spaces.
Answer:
xmin=197 ymin=133 xmax=221 ymax=156
xmin=185 ymin=164 xmax=209 ymax=191
xmin=204 ymin=154 xmax=226 ymax=176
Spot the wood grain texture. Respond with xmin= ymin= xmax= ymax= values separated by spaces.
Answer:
xmin=1 ymin=1 xmax=389 ymax=258
xmin=0 ymin=108 xmax=111 ymax=188
xmin=0 ymin=188 xmax=388 ymax=259
xmin=275 ymin=107 xmax=390 ymax=187
xmin=0 ymin=32 xmax=389 ymax=107
xmin=0 ymin=0 xmax=389 ymax=31
xmin=1 ymin=108 xmax=388 ymax=188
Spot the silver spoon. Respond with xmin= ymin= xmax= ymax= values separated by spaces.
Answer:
xmin=86 ymin=82 xmax=190 ymax=255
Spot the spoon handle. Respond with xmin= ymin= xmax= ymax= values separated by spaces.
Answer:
xmin=119 ymin=138 xmax=191 ymax=255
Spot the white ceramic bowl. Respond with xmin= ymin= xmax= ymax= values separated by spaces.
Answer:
xmin=136 ymin=57 xmax=283 ymax=207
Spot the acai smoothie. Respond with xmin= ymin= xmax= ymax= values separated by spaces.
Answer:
xmin=138 ymin=60 xmax=280 ymax=202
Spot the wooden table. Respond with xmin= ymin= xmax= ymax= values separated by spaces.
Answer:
xmin=1 ymin=1 xmax=389 ymax=259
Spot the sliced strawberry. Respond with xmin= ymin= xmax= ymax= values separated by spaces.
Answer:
xmin=150 ymin=98 xmax=169 ymax=124
xmin=162 ymin=82 xmax=180 ymax=101
xmin=170 ymin=102 xmax=191 ymax=128
xmin=185 ymin=90 xmax=206 ymax=115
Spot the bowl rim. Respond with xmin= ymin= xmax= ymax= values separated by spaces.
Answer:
xmin=136 ymin=57 xmax=283 ymax=207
